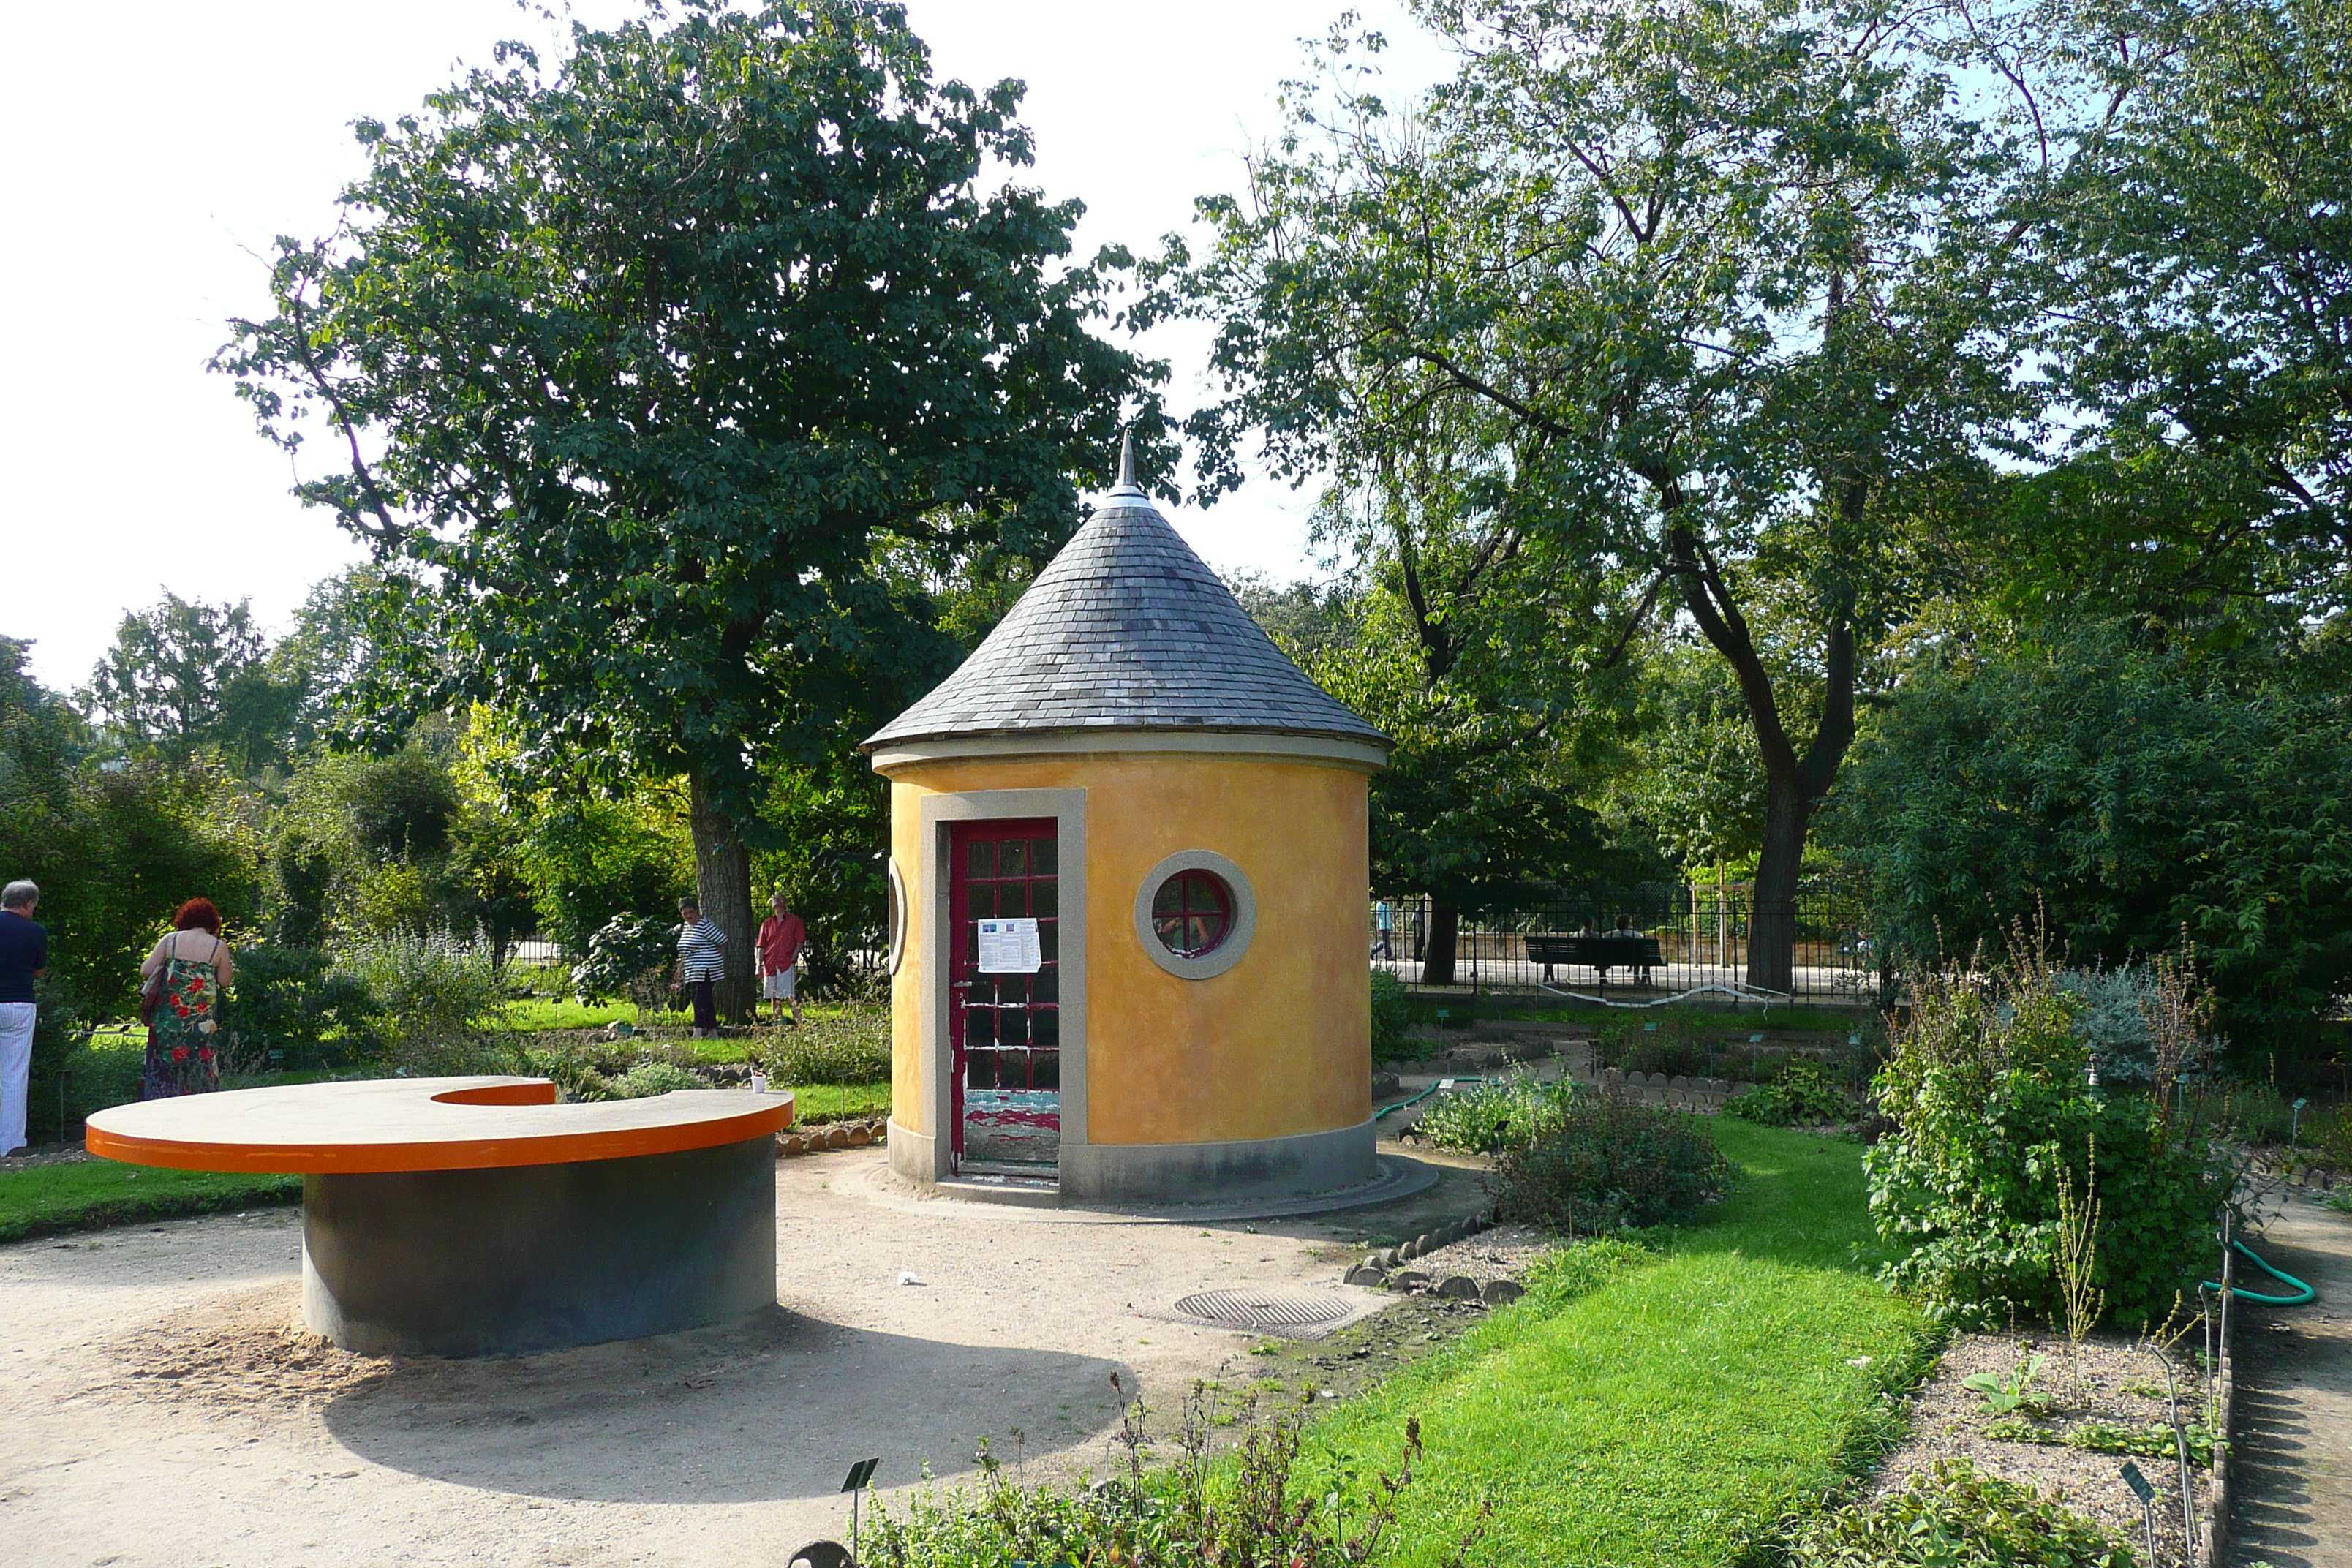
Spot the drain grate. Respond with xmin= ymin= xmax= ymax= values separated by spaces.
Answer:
xmin=1172 ymin=1289 xmax=1354 ymax=1334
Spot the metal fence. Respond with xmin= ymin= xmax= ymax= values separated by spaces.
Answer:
xmin=1369 ymin=886 xmax=1880 ymax=1000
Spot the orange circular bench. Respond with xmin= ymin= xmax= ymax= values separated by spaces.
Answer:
xmin=87 ymin=1077 xmax=796 ymax=1357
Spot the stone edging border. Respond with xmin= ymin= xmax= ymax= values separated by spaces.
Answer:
xmin=1336 ymin=1211 xmax=1526 ymax=1307
xmin=777 ymin=1119 xmax=889 ymax=1158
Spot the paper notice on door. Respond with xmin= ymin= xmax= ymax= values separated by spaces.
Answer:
xmin=976 ymin=917 xmax=1042 ymax=973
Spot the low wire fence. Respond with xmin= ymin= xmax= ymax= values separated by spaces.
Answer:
xmin=1370 ymin=886 xmax=1880 ymax=1001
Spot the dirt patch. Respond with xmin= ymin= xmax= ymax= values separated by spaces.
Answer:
xmin=1873 ymin=1330 xmax=2215 ymax=1563
xmin=97 ymin=1284 xmax=392 ymax=1408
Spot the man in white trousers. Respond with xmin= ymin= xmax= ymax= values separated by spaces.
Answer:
xmin=0 ymin=880 xmax=46 ymax=1158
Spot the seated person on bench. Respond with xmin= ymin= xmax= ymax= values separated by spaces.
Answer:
xmin=1611 ymin=916 xmax=1654 ymax=981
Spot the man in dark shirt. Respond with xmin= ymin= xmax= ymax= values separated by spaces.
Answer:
xmin=0 ymin=879 xmax=47 ymax=1157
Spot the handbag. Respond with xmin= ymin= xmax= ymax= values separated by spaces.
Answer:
xmin=137 ymin=933 xmax=174 ymax=1025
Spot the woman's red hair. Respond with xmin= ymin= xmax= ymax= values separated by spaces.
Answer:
xmin=171 ymin=898 xmax=222 ymax=934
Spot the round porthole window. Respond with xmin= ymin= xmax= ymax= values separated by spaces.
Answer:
xmin=886 ymin=857 xmax=908 ymax=976
xmin=1153 ymin=869 xmax=1232 ymax=957
xmin=1134 ymin=851 xmax=1256 ymax=979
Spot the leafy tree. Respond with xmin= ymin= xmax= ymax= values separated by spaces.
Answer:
xmin=2040 ymin=0 xmax=2352 ymax=625
xmin=265 ymin=731 xmax=538 ymax=952
xmin=84 ymin=592 xmax=304 ymax=772
xmin=1823 ymin=622 xmax=2352 ymax=1031
xmin=0 ymin=636 xmax=86 ymax=878
xmin=4 ymin=636 xmax=261 ymax=1014
xmin=1170 ymin=0 xmax=2041 ymax=990
xmin=42 ymin=759 xmax=265 ymax=1013
xmin=218 ymin=0 xmax=1166 ymax=1019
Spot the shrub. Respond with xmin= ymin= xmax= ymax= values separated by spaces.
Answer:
xmin=1487 ymin=1093 xmax=1733 ymax=1234
xmin=1417 ymin=1069 xmax=1573 ymax=1154
xmin=570 ymin=913 xmax=676 ymax=1011
xmin=333 ymin=932 xmax=510 ymax=1047
xmin=222 ymin=944 xmax=378 ymax=1070
xmin=755 ymin=1007 xmax=889 ymax=1087
xmin=2317 ymin=1105 xmax=2352 ymax=1171
xmin=611 ymin=1060 xmax=704 ymax=1098
xmin=1369 ymin=968 xmax=1412 ymax=1060
xmin=1866 ymin=946 xmax=2236 ymax=1330
xmin=1724 ymin=1060 xmax=1852 ymax=1126
xmin=1787 ymin=1459 xmax=2136 ymax=1567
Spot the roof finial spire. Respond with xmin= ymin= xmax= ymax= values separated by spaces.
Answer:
xmin=1114 ymin=426 xmax=1138 ymax=492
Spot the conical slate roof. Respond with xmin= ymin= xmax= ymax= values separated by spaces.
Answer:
xmin=865 ymin=456 xmax=1388 ymax=753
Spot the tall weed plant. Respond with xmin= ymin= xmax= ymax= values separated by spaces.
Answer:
xmin=867 ymin=1379 xmax=1480 ymax=1568
xmin=1866 ymin=937 xmax=2234 ymax=1330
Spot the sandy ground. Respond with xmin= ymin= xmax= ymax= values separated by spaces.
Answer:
xmin=0 ymin=1145 xmax=1493 ymax=1568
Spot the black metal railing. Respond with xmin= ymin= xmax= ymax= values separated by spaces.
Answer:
xmin=1368 ymin=886 xmax=1880 ymax=1000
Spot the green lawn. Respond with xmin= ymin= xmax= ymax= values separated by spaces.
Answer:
xmin=0 ymin=1159 xmax=301 ymax=1244
xmin=790 ymin=1082 xmax=892 ymax=1123
xmin=1303 ymin=1120 xmax=1934 ymax=1567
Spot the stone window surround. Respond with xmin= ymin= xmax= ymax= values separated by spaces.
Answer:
xmin=1133 ymin=849 xmax=1257 ymax=980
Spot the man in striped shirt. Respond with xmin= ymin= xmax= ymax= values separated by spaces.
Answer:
xmin=676 ymin=897 xmax=727 ymax=1038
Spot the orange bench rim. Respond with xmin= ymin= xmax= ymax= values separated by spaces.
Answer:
xmin=83 ymin=1077 xmax=797 ymax=1175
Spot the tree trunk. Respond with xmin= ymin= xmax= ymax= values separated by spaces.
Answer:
xmin=1420 ymin=900 xmax=1460 ymax=988
xmin=687 ymin=769 xmax=758 ymax=1025
xmin=1747 ymin=769 xmax=1812 ymax=995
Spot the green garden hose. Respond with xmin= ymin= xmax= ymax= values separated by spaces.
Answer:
xmin=1375 ymin=1075 xmax=1491 ymax=1121
xmin=2206 ymin=1239 xmax=2317 ymax=1306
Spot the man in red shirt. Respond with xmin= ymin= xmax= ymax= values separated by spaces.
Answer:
xmin=757 ymin=892 xmax=807 ymax=1026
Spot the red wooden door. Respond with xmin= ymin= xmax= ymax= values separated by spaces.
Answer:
xmin=946 ymin=818 xmax=1061 ymax=1168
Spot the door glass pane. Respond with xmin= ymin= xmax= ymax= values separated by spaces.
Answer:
xmin=1033 ymin=1009 xmax=1060 ymax=1048
xmin=965 ymin=839 xmax=995 ymax=879
xmin=1033 ymin=881 xmax=1057 ymax=919
xmin=1000 ymin=840 xmax=1026 ymax=878
xmin=968 ymin=884 xmax=997 ymax=921
xmin=1031 ymin=1049 xmax=1060 ymax=1088
xmin=1030 ymin=837 xmax=1056 ymax=875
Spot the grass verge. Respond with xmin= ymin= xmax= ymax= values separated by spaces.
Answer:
xmin=789 ymin=1082 xmax=891 ymax=1123
xmin=0 ymin=1161 xmax=301 ymax=1245
xmin=1298 ymin=1120 xmax=1936 ymax=1567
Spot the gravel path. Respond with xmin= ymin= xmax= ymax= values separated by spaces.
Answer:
xmin=0 ymin=1147 xmax=1416 ymax=1568
xmin=2228 ymin=1189 xmax=2352 ymax=1568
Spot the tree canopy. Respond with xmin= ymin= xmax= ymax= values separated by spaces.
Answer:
xmin=1166 ymin=0 xmax=2039 ymax=989
xmin=218 ymin=0 xmax=1166 ymax=1015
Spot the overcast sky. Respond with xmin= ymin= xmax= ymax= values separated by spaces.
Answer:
xmin=1 ymin=0 xmax=1446 ymax=693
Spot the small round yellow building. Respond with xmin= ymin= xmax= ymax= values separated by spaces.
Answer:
xmin=864 ymin=453 xmax=1390 ymax=1204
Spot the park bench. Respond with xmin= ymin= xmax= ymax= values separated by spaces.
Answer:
xmin=86 ymin=1076 xmax=796 ymax=1357
xmin=1523 ymin=933 xmax=1665 ymax=985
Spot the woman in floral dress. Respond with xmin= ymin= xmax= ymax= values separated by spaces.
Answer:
xmin=139 ymin=898 xmax=235 ymax=1099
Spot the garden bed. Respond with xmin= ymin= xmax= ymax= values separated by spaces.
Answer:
xmin=1866 ymin=1328 xmax=2220 ymax=1564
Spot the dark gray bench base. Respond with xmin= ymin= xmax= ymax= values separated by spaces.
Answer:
xmin=299 ymin=1136 xmax=777 ymax=1357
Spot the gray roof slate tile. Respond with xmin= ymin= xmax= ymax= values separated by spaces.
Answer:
xmin=865 ymin=486 xmax=1388 ymax=750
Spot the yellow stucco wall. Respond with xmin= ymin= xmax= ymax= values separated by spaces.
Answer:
xmin=882 ymin=751 xmax=1372 ymax=1147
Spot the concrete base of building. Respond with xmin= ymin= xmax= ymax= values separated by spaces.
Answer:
xmin=886 ymin=1115 xmax=1379 ymax=1208
xmin=1061 ymin=1119 xmax=1376 ymax=1205
xmin=300 ymin=1137 xmax=777 ymax=1357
